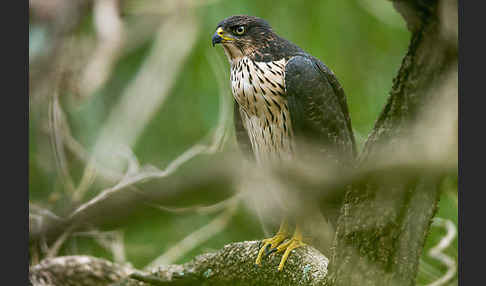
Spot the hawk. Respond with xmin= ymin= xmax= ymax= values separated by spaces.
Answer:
xmin=212 ymin=15 xmax=356 ymax=271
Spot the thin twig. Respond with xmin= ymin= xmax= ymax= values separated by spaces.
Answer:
xmin=68 ymin=144 xmax=222 ymax=220
xmin=29 ymin=203 xmax=63 ymax=222
xmin=426 ymin=218 xmax=457 ymax=286
xmin=144 ymin=201 xmax=238 ymax=270
xmin=45 ymin=225 xmax=76 ymax=258
xmin=146 ymin=195 xmax=240 ymax=215
xmin=71 ymin=230 xmax=127 ymax=264
xmin=48 ymin=93 xmax=76 ymax=194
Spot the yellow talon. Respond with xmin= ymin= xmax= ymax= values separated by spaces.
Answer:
xmin=254 ymin=221 xmax=306 ymax=271
xmin=255 ymin=220 xmax=290 ymax=266
xmin=276 ymin=226 xmax=306 ymax=271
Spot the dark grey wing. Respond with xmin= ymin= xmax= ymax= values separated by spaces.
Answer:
xmin=284 ymin=54 xmax=356 ymax=165
xmin=314 ymin=58 xmax=356 ymax=157
xmin=233 ymin=101 xmax=255 ymax=160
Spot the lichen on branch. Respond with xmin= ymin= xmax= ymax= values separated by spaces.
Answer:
xmin=30 ymin=241 xmax=329 ymax=286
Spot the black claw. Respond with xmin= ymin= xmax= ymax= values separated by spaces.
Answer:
xmin=264 ymin=247 xmax=277 ymax=258
xmin=263 ymin=244 xmax=270 ymax=254
xmin=263 ymin=244 xmax=273 ymax=256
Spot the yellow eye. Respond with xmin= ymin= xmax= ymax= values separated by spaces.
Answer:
xmin=235 ymin=26 xmax=245 ymax=35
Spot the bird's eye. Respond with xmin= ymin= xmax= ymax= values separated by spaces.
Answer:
xmin=234 ymin=26 xmax=245 ymax=35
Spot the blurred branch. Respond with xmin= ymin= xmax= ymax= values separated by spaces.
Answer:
xmin=29 ymin=157 xmax=237 ymax=244
xmin=123 ymin=0 xmax=221 ymax=15
xmin=146 ymin=195 xmax=240 ymax=215
xmin=91 ymin=11 xmax=198 ymax=173
xmin=30 ymin=241 xmax=329 ymax=286
xmin=48 ymin=82 xmax=76 ymax=194
xmin=79 ymin=0 xmax=125 ymax=98
xmin=30 ymin=144 xmax=455 ymax=252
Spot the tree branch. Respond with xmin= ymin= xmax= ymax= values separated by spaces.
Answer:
xmin=327 ymin=1 xmax=457 ymax=285
xmin=29 ymin=255 xmax=137 ymax=286
xmin=29 ymin=158 xmax=237 ymax=245
xmin=30 ymin=241 xmax=329 ymax=286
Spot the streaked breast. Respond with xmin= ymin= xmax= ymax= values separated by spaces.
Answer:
xmin=231 ymin=57 xmax=294 ymax=163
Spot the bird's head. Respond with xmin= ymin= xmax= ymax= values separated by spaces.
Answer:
xmin=212 ymin=15 xmax=283 ymax=63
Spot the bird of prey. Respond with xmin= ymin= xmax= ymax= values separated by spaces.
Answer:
xmin=212 ymin=15 xmax=356 ymax=271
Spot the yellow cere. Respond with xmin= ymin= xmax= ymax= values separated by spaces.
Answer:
xmin=217 ymin=27 xmax=234 ymax=42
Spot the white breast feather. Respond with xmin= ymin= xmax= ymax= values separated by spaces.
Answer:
xmin=231 ymin=57 xmax=293 ymax=164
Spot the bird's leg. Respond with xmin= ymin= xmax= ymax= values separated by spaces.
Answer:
xmin=255 ymin=219 xmax=290 ymax=266
xmin=275 ymin=223 xmax=306 ymax=271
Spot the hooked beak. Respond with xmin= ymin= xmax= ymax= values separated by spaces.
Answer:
xmin=212 ymin=32 xmax=222 ymax=47
xmin=212 ymin=27 xmax=233 ymax=47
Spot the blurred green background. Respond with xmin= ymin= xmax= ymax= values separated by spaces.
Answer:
xmin=29 ymin=0 xmax=457 ymax=285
